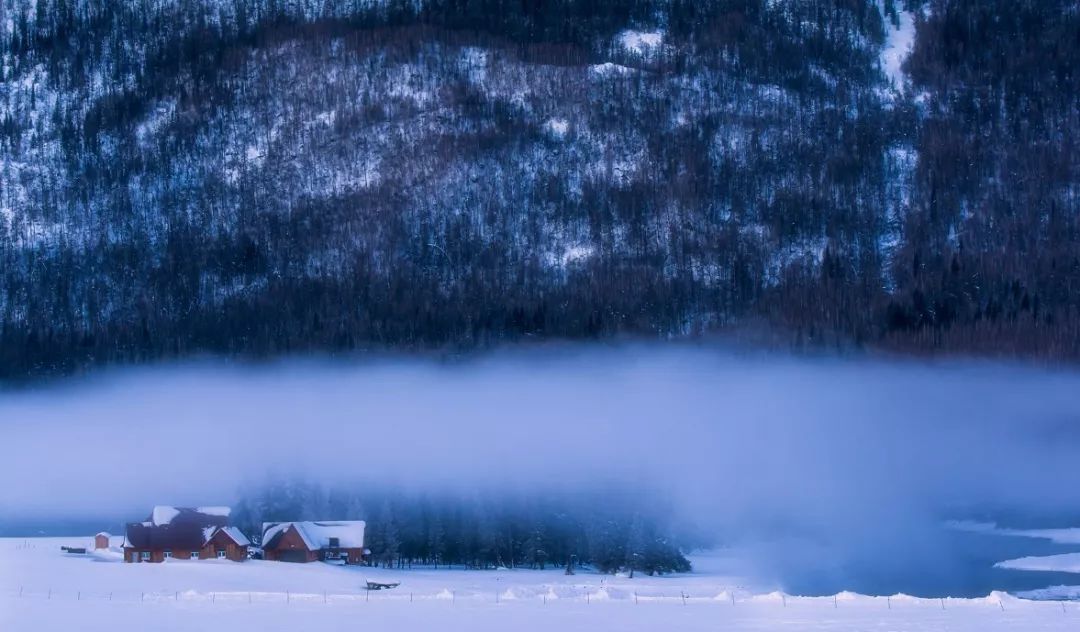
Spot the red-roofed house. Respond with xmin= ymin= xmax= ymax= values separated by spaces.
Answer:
xmin=261 ymin=521 xmax=366 ymax=564
xmin=123 ymin=506 xmax=250 ymax=563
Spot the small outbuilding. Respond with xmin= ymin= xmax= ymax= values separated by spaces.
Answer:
xmin=262 ymin=521 xmax=366 ymax=564
xmin=94 ymin=532 xmax=111 ymax=550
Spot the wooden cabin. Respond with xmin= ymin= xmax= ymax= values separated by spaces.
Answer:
xmin=262 ymin=521 xmax=366 ymax=564
xmin=123 ymin=506 xmax=249 ymax=563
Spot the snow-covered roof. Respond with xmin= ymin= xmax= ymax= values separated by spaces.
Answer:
xmin=152 ymin=506 xmax=180 ymax=526
xmin=148 ymin=506 xmax=231 ymax=527
xmin=219 ymin=526 xmax=251 ymax=547
xmin=306 ymin=521 xmax=366 ymax=549
xmin=202 ymin=525 xmax=250 ymax=547
xmin=262 ymin=521 xmax=365 ymax=551
xmin=262 ymin=522 xmax=318 ymax=550
xmin=95 ymin=531 xmax=111 ymax=538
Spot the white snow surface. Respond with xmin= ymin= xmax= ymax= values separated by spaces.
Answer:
xmin=220 ymin=526 xmax=252 ymax=547
xmin=544 ymin=118 xmax=569 ymax=139
xmin=617 ymin=30 xmax=664 ymax=56
xmin=950 ymin=521 xmax=1080 ymax=545
xmin=589 ymin=62 xmax=636 ymax=77
xmin=879 ymin=3 xmax=916 ymax=90
xmin=151 ymin=506 xmax=180 ymax=526
xmin=3 ymin=538 xmax=1079 ymax=631
xmin=996 ymin=553 xmax=1080 ymax=574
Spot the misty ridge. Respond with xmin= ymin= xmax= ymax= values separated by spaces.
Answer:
xmin=4 ymin=345 xmax=1080 ymax=590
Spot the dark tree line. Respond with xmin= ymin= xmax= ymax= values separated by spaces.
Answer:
xmin=881 ymin=0 xmax=1080 ymax=357
xmin=232 ymin=481 xmax=691 ymax=575
xmin=0 ymin=0 xmax=1077 ymax=381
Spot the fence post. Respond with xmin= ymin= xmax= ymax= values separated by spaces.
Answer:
xmin=998 ymin=600 xmax=1003 ymax=611
xmin=833 ymin=595 xmax=837 ymax=609
xmin=940 ymin=598 xmax=945 ymax=610
xmin=109 ymin=592 xmax=113 ymax=601
xmin=19 ymin=586 xmax=23 ymax=598
xmin=287 ymin=590 xmax=290 ymax=604
xmin=212 ymin=592 xmax=216 ymax=604
xmin=323 ymin=591 xmax=327 ymax=604
xmin=782 ymin=594 xmax=786 ymax=607
xmin=48 ymin=588 xmax=51 ymax=600
xmin=175 ymin=591 xmax=178 ymax=601
xmin=682 ymin=591 xmax=687 ymax=605
xmin=634 ymin=592 xmax=638 ymax=605
xmin=730 ymin=593 xmax=735 ymax=606
xmin=141 ymin=592 xmax=144 ymax=602
xmin=887 ymin=596 xmax=891 ymax=610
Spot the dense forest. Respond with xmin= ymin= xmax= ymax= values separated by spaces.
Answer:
xmin=232 ymin=481 xmax=692 ymax=575
xmin=0 ymin=0 xmax=1077 ymax=379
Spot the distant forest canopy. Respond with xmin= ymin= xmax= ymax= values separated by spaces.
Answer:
xmin=233 ymin=481 xmax=692 ymax=574
xmin=0 ymin=0 xmax=1077 ymax=379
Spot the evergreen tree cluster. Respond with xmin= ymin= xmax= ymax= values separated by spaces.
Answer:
xmin=232 ymin=481 xmax=691 ymax=575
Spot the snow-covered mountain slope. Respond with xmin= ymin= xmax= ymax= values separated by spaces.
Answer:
xmin=0 ymin=0 xmax=1077 ymax=377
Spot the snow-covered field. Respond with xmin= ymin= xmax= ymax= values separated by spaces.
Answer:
xmin=3 ymin=538 xmax=1079 ymax=631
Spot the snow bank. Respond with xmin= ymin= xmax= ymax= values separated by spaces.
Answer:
xmin=589 ymin=62 xmax=635 ymax=77
xmin=996 ymin=553 xmax=1080 ymax=574
xmin=5 ymin=537 xmax=1080 ymax=632
xmin=1017 ymin=585 xmax=1080 ymax=600
xmin=948 ymin=520 xmax=1080 ymax=545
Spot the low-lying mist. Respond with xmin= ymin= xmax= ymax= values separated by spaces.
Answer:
xmin=3 ymin=345 xmax=1079 ymax=593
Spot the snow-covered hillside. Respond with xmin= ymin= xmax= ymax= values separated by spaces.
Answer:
xmin=1 ymin=0 xmax=1078 ymax=375
xmin=0 ymin=0 xmax=910 ymax=376
xmin=2 ymin=538 xmax=1078 ymax=631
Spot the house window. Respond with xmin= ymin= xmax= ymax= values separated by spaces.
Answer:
xmin=164 ymin=551 xmax=172 ymax=559
xmin=328 ymin=537 xmax=340 ymax=548
xmin=190 ymin=552 xmax=200 ymax=560
xmin=140 ymin=551 xmax=150 ymax=561
xmin=217 ymin=549 xmax=226 ymax=559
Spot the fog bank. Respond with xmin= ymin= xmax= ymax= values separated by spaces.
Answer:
xmin=3 ymin=346 xmax=1079 ymax=590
